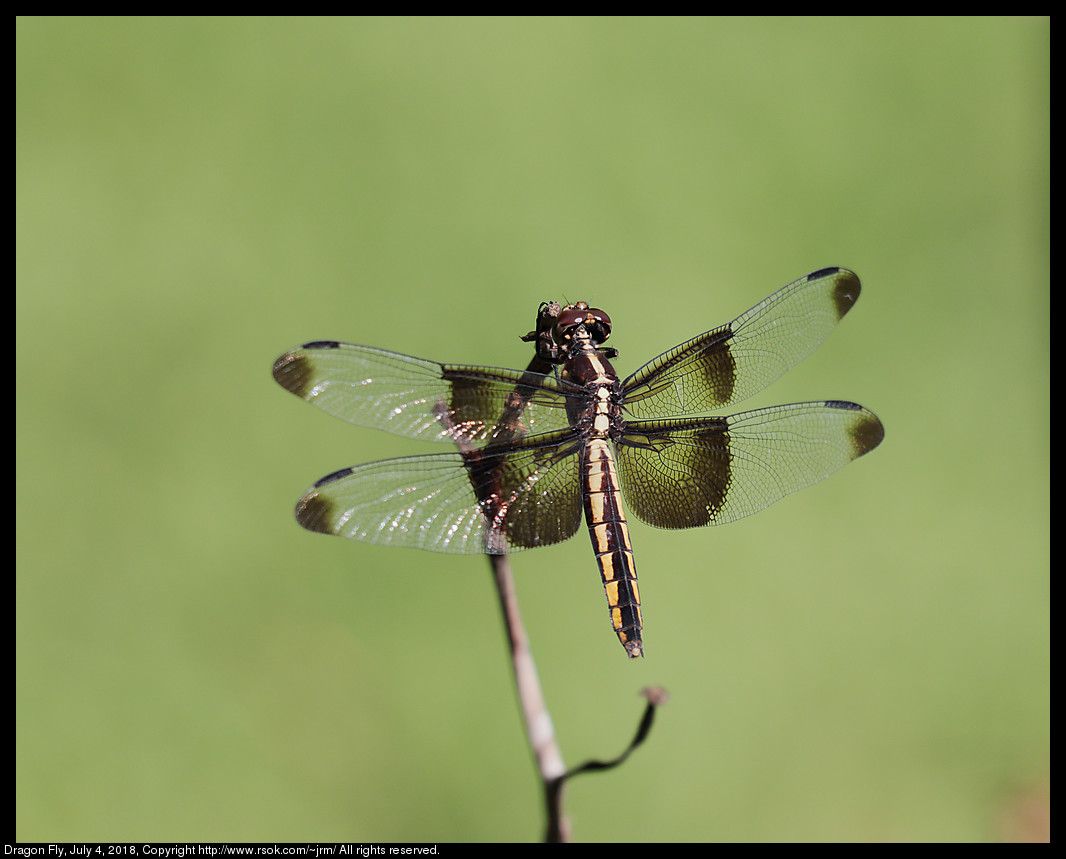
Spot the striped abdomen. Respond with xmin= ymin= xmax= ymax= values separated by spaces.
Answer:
xmin=582 ymin=438 xmax=643 ymax=658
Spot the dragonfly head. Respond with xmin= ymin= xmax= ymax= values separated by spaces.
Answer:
xmin=554 ymin=302 xmax=612 ymax=349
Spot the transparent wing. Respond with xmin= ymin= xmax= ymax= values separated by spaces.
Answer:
xmin=616 ymin=400 xmax=884 ymax=529
xmin=273 ymin=341 xmax=578 ymax=444
xmin=623 ymin=268 xmax=862 ymax=418
xmin=293 ymin=430 xmax=584 ymax=554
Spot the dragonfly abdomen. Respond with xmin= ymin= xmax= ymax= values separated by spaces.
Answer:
xmin=582 ymin=438 xmax=643 ymax=658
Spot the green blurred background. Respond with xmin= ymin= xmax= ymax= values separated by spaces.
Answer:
xmin=16 ymin=17 xmax=1048 ymax=842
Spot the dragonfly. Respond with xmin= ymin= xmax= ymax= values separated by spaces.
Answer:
xmin=273 ymin=267 xmax=884 ymax=658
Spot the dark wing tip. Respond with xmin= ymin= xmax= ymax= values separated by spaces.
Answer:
xmin=294 ymin=491 xmax=339 ymax=534
xmin=850 ymin=410 xmax=885 ymax=457
xmin=273 ymin=342 xmax=343 ymax=397
xmin=273 ymin=351 xmax=315 ymax=398
xmin=820 ymin=268 xmax=862 ymax=320
xmin=824 ymin=401 xmax=885 ymax=458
